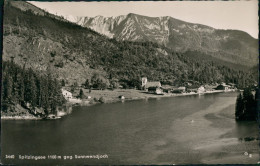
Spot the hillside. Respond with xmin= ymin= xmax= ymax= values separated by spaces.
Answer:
xmin=71 ymin=13 xmax=258 ymax=67
xmin=3 ymin=1 xmax=256 ymax=88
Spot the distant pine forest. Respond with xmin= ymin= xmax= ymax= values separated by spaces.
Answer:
xmin=2 ymin=61 xmax=66 ymax=114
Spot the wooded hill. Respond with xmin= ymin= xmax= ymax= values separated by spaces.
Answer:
xmin=76 ymin=13 xmax=258 ymax=67
xmin=3 ymin=1 xmax=257 ymax=89
xmin=2 ymin=61 xmax=66 ymax=115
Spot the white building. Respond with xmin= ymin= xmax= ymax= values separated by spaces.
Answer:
xmin=62 ymin=89 xmax=73 ymax=100
xmin=178 ymin=87 xmax=186 ymax=92
xmin=197 ymin=86 xmax=205 ymax=94
xmin=141 ymin=77 xmax=161 ymax=90
xmin=141 ymin=77 xmax=148 ymax=88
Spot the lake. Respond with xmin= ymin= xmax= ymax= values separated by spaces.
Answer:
xmin=1 ymin=92 xmax=259 ymax=165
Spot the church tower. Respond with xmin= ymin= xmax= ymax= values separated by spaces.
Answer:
xmin=141 ymin=77 xmax=147 ymax=89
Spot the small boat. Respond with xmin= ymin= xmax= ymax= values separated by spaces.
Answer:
xmin=45 ymin=114 xmax=61 ymax=120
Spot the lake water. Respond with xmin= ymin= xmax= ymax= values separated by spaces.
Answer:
xmin=1 ymin=92 xmax=259 ymax=165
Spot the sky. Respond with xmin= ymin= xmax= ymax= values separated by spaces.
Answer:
xmin=29 ymin=1 xmax=258 ymax=38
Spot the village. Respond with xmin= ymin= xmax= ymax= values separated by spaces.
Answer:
xmin=61 ymin=77 xmax=237 ymax=106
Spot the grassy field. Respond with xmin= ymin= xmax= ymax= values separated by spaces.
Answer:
xmin=71 ymin=88 xmax=160 ymax=103
xmin=69 ymin=87 xmax=211 ymax=105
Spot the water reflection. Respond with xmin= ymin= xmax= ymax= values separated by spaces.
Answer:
xmin=234 ymin=121 xmax=259 ymax=138
xmin=1 ymin=92 xmax=258 ymax=165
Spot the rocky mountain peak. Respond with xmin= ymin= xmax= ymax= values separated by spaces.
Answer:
xmin=6 ymin=1 xmax=258 ymax=68
xmin=65 ymin=13 xmax=257 ymax=67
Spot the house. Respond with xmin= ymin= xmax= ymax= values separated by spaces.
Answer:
xmin=146 ymin=82 xmax=161 ymax=89
xmin=216 ymin=84 xmax=231 ymax=91
xmin=172 ymin=87 xmax=186 ymax=93
xmin=161 ymin=85 xmax=174 ymax=93
xmin=141 ymin=77 xmax=148 ymax=88
xmin=204 ymin=85 xmax=216 ymax=91
xmin=141 ymin=77 xmax=161 ymax=90
xmin=227 ymin=83 xmax=236 ymax=89
xmin=197 ymin=86 xmax=205 ymax=94
xmin=178 ymin=87 xmax=186 ymax=92
xmin=186 ymin=88 xmax=197 ymax=93
xmin=148 ymin=87 xmax=163 ymax=95
xmin=62 ymin=89 xmax=73 ymax=100
xmin=162 ymin=88 xmax=171 ymax=93
xmin=171 ymin=89 xmax=183 ymax=93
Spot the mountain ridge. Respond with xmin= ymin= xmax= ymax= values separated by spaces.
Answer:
xmin=3 ymin=1 xmax=257 ymax=88
xmin=68 ymin=13 xmax=258 ymax=67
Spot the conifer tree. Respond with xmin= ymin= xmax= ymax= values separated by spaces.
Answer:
xmin=84 ymin=79 xmax=90 ymax=89
xmin=24 ymin=70 xmax=30 ymax=103
xmin=235 ymin=93 xmax=244 ymax=120
xmin=2 ymin=61 xmax=67 ymax=115
xmin=47 ymin=75 xmax=55 ymax=113
xmin=17 ymin=72 xmax=25 ymax=104
xmin=55 ymin=82 xmax=66 ymax=106
xmin=78 ymin=89 xmax=84 ymax=99
xmin=28 ymin=74 xmax=37 ymax=107
xmin=235 ymin=88 xmax=257 ymax=121
xmin=41 ymin=76 xmax=50 ymax=114
xmin=12 ymin=68 xmax=20 ymax=103
xmin=3 ymin=74 xmax=13 ymax=102
xmin=61 ymin=79 xmax=66 ymax=86
xmin=35 ymin=75 xmax=42 ymax=107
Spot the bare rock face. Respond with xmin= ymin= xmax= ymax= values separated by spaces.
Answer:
xmin=72 ymin=13 xmax=258 ymax=67
xmin=3 ymin=1 xmax=257 ymax=87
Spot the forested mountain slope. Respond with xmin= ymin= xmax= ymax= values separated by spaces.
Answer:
xmin=71 ymin=13 xmax=258 ymax=67
xmin=3 ymin=1 xmax=256 ymax=88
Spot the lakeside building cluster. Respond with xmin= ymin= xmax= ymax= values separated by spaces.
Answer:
xmin=61 ymin=77 xmax=238 ymax=104
xmin=141 ymin=77 xmax=237 ymax=95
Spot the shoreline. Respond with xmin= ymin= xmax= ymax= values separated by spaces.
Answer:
xmin=67 ymin=90 xmax=224 ymax=106
xmin=1 ymin=89 xmax=237 ymax=120
xmin=1 ymin=115 xmax=42 ymax=120
xmin=73 ymin=89 xmax=234 ymax=104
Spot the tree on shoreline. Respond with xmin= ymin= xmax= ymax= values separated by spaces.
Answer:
xmin=2 ymin=61 xmax=66 ymax=115
xmin=91 ymin=73 xmax=109 ymax=90
xmin=78 ymin=89 xmax=85 ymax=99
xmin=84 ymin=79 xmax=90 ymax=89
xmin=235 ymin=88 xmax=258 ymax=121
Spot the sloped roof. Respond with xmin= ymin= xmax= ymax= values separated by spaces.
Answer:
xmin=146 ymin=82 xmax=161 ymax=88
xmin=62 ymin=89 xmax=72 ymax=95
xmin=148 ymin=87 xmax=158 ymax=90
xmin=218 ymin=84 xmax=231 ymax=87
